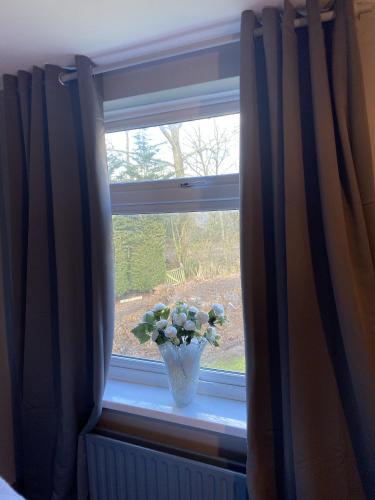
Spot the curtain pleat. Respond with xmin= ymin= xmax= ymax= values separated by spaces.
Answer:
xmin=241 ymin=0 xmax=375 ymax=498
xmin=0 ymin=198 xmax=16 ymax=483
xmin=22 ymin=65 xmax=60 ymax=499
xmin=240 ymin=9 xmax=276 ymax=499
xmin=74 ymin=56 xmax=114 ymax=499
xmin=0 ymin=56 xmax=114 ymax=500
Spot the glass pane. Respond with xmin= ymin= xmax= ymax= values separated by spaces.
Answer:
xmin=106 ymin=114 xmax=239 ymax=183
xmin=113 ymin=211 xmax=244 ymax=373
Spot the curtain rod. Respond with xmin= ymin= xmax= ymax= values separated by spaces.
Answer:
xmin=60 ymin=4 xmax=373 ymax=84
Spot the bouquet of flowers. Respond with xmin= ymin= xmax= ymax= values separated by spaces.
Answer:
xmin=131 ymin=301 xmax=226 ymax=347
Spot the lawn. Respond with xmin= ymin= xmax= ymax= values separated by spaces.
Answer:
xmin=206 ymin=354 xmax=246 ymax=373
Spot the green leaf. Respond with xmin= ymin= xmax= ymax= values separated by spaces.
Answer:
xmin=131 ymin=324 xmax=151 ymax=344
xmin=156 ymin=335 xmax=168 ymax=345
xmin=208 ymin=309 xmax=216 ymax=325
xmin=160 ymin=307 xmax=170 ymax=320
xmin=131 ymin=323 xmax=147 ymax=334
xmin=187 ymin=310 xmax=197 ymax=320
xmin=176 ymin=325 xmax=184 ymax=336
xmin=143 ymin=311 xmax=155 ymax=324
xmin=216 ymin=315 xmax=226 ymax=326
xmin=145 ymin=322 xmax=155 ymax=333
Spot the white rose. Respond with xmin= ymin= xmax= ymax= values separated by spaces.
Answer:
xmin=184 ymin=320 xmax=196 ymax=331
xmin=165 ymin=326 xmax=177 ymax=339
xmin=188 ymin=306 xmax=199 ymax=315
xmin=143 ymin=310 xmax=155 ymax=322
xmin=153 ymin=303 xmax=167 ymax=312
xmin=196 ymin=311 xmax=209 ymax=325
xmin=206 ymin=326 xmax=217 ymax=341
xmin=151 ymin=330 xmax=159 ymax=342
xmin=155 ymin=319 xmax=168 ymax=330
xmin=173 ymin=312 xmax=187 ymax=326
xmin=212 ymin=303 xmax=225 ymax=317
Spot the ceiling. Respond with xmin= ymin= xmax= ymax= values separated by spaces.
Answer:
xmin=0 ymin=0 xmax=283 ymax=75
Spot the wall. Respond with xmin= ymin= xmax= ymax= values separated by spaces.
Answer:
xmin=357 ymin=8 xmax=375 ymax=164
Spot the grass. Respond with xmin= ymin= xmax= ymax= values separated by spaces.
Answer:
xmin=205 ymin=355 xmax=245 ymax=373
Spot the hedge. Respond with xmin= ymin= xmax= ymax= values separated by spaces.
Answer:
xmin=113 ymin=215 xmax=166 ymax=297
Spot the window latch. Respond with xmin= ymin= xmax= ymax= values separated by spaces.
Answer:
xmin=180 ymin=182 xmax=192 ymax=188
xmin=179 ymin=180 xmax=206 ymax=189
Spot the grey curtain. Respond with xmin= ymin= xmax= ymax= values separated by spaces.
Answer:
xmin=0 ymin=225 xmax=15 ymax=484
xmin=0 ymin=56 xmax=114 ymax=499
xmin=240 ymin=0 xmax=375 ymax=499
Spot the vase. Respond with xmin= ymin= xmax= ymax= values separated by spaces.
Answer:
xmin=159 ymin=338 xmax=207 ymax=407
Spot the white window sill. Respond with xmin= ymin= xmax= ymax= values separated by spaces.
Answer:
xmin=103 ymin=378 xmax=247 ymax=439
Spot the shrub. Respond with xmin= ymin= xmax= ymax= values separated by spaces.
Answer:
xmin=113 ymin=215 xmax=166 ymax=297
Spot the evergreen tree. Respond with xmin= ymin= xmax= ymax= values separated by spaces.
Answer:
xmin=108 ymin=131 xmax=169 ymax=297
xmin=113 ymin=215 xmax=166 ymax=297
xmin=107 ymin=146 xmax=127 ymax=182
xmin=125 ymin=130 xmax=172 ymax=181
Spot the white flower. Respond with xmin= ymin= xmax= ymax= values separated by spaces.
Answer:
xmin=196 ymin=311 xmax=209 ymax=325
xmin=151 ymin=330 xmax=159 ymax=342
xmin=212 ymin=303 xmax=225 ymax=317
xmin=173 ymin=312 xmax=187 ymax=326
xmin=184 ymin=320 xmax=196 ymax=331
xmin=165 ymin=326 xmax=177 ymax=339
xmin=153 ymin=303 xmax=167 ymax=312
xmin=206 ymin=326 xmax=217 ymax=341
xmin=143 ymin=310 xmax=155 ymax=322
xmin=155 ymin=319 xmax=168 ymax=330
xmin=188 ymin=306 xmax=199 ymax=315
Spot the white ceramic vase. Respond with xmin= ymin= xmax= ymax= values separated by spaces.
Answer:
xmin=159 ymin=338 xmax=207 ymax=407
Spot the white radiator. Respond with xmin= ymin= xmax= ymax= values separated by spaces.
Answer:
xmin=86 ymin=434 xmax=248 ymax=500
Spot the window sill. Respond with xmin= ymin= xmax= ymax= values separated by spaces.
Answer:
xmin=103 ymin=378 xmax=247 ymax=439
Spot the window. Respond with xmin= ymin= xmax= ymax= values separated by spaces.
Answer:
xmin=107 ymin=114 xmax=239 ymax=183
xmin=106 ymin=112 xmax=244 ymax=400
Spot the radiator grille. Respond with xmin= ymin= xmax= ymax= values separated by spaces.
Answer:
xmin=86 ymin=434 xmax=248 ymax=500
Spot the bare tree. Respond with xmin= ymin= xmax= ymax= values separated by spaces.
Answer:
xmin=160 ymin=118 xmax=238 ymax=178
xmin=182 ymin=118 xmax=238 ymax=176
xmin=160 ymin=124 xmax=185 ymax=177
xmin=159 ymin=117 xmax=239 ymax=279
xmin=167 ymin=214 xmax=191 ymax=267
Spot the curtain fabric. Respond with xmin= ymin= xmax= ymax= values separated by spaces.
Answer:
xmin=0 ymin=56 xmax=114 ymax=500
xmin=240 ymin=0 xmax=375 ymax=499
xmin=0 ymin=223 xmax=15 ymax=484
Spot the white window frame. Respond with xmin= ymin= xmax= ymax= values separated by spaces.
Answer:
xmin=108 ymin=356 xmax=245 ymax=402
xmin=110 ymin=173 xmax=239 ymax=215
xmin=106 ymin=93 xmax=245 ymax=403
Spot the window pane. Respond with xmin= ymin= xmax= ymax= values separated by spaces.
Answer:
xmin=106 ymin=114 xmax=239 ymax=183
xmin=113 ymin=211 xmax=244 ymax=373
